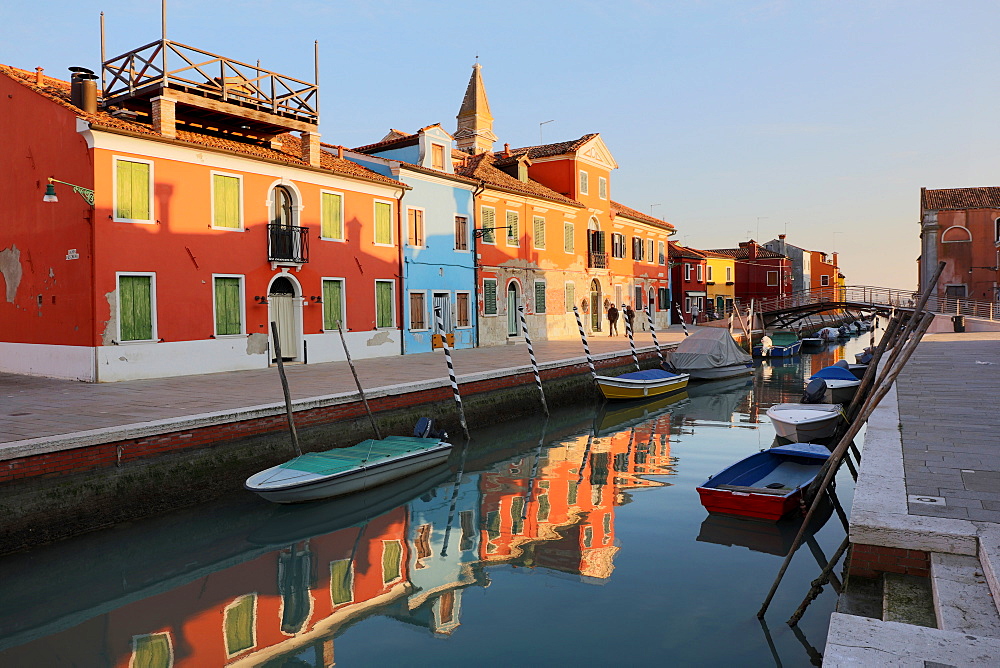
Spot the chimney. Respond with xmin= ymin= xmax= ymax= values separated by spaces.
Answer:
xmin=302 ymin=131 xmax=321 ymax=167
xmin=68 ymin=67 xmax=95 ymax=109
xmin=151 ymin=96 xmax=177 ymax=139
xmin=337 ymin=145 xmax=344 ymax=160
xmin=35 ymin=67 xmax=44 ymax=86
xmin=503 ymin=142 xmax=510 ymax=157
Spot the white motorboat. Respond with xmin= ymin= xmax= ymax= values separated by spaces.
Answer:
xmin=766 ymin=403 xmax=843 ymax=442
xmin=810 ymin=366 xmax=862 ymax=404
xmin=669 ymin=328 xmax=754 ymax=380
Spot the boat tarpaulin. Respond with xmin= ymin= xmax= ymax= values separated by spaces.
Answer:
xmin=670 ymin=328 xmax=751 ymax=370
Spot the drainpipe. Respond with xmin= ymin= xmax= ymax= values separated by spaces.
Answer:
xmin=472 ymin=179 xmax=486 ymax=348
xmin=396 ymin=183 xmax=406 ymax=355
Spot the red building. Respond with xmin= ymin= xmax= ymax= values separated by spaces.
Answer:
xmin=668 ymin=242 xmax=708 ymax=322
xmin=707 ymin=240 xmax=792 ymax=303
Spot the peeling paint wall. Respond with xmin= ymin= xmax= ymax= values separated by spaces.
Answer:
xmin=0 ymin=246 xmax=22 ymax=302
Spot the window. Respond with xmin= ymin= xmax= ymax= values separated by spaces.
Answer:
xmin=213 ymin=276 xmax=243 ymax=336
xmin=534 ymin=281 xmax=546 ymax=314
xmin=330 ymin=559 xmax=354 ymax=606
xmin=767 ymin=270 xmax=779 ymax=286
xmin=995 ymin=217 xmax=1000 ymax=243
xmin=685 ymin=296 xmax=692 ymax=313
xmin=483 ymin=278 xmax=498 ymax=315
xmin=409 ymin=292 xmax=426 ymax=330
xmin=563 ymin=222 xmax=575 ymax=253
xmin=658 ymin=287 xmax=669 ymax=309
xmin=707 ymin=265 xmax=714 ymax=282
xmin=118 ymin=274 xmax=154 ymax=342
xmin=648 ymin=239 xmax=655 ymax=264
xmin=321 ymin=191 xmax=344 ymax=240
xmin=697 ymin=264 xmax=703 ymax=282
xmin=533 ymin=216 xmax=546 ymax=249
xmin=658 ymin=241 xmax=665 ymax=265
xmin=224 ymin=594 xmax=256 ymax=657
xmin=481 ymin=207 xmax=496 ymax=244
xmin=271 ymin=185 xmax=295 ymax=226
xmin=726 ymin=266 xmax=733 ymax=282
xmin=684 ymin=264 xmax=691 ymax=281
xmin=510 ymin=497 xmax=525 ymax=535
xmin=407 ymin=208 xmax=425 ymax=247
xmin=323 ymin=279 xmax=344 ymax=330
xmin=598 ymin=176 xmax=607 ymax=200
xmin=212 ymin=174 xmax=242 ymax=229
xmin=431 ymin=143 xmax=445 ymax=170
xmin=632 ymin=237 xmax=643 ymax=261
xmin=375 ymin=280 xmax=394 ymax=328
xmin=565 ymin=282 xmax=575 ymax=311
xmin=454 ymin=216 xmax=469 ymax=251
xmin=382 ymin=540 xmax=403 ymax=583
xmin=115 ymin=158 xmax=152 ymax=222
xmin=579 ymin=170 xmax=589 ymax=195
xmin=374 ymin=201 xmax=393 ymax=245
xmin=131 ymin=633 xmax=172 ymax=668
xmin=506 ymin=211 xmax=519 ymax=246
xmin=456 ymin=292 xmax=471 ymax=327
xmin=821 ymin=275 xmax=830 ymax=287
xmin=611 ymin=233 xmax=625 ymax=259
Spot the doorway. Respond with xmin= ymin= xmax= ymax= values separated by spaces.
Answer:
xmin=590 ymin=279 xmax=602 ymax=331
xmin=507 ymin=282 xmax=520 ymax=336
xmin=433 ymin=292 xmax=452 ymax=334
xmin=269 ymin=276 xmax=299 ymax=361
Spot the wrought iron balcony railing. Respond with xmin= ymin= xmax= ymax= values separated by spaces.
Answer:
xmin=268 ymin=224 xmax=309 ymax=264
xmin=588 ymin=251 xmax=608 ymax=269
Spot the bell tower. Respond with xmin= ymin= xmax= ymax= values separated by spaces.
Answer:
xmin=455 ymin=62 xmax=497 ymax=154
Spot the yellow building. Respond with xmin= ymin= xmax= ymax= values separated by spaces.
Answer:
xmin=703 ymin=251 xmax=737 ymax=317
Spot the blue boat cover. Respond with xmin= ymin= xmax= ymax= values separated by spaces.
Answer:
xmin=810 ymin=366 xmax=858 ymax=381
xmin=770 ymin=442 xmax=831 ymax=460
xmin=617 ymin=369 xmax=682 ymax=381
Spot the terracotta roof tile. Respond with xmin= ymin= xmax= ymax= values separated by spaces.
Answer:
xmin=611 ymin=201 xmax=675 ymax=231
xmin=668 ymin=241 xmax=706 ymax=260
xmin=921 ymin=186 xmax=1000 ymax=210
xmin=455 ymin=153 xmax=584 ymax=208
xmin=0 ymin=64 xmax=404 ymax=188
xmin=506 ymin=133 xmax=599 ymax=160
xmin=706 ymin=246 xmax=787 ymax=260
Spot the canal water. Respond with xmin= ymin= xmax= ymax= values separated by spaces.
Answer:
xmin=0 ymin=334 xmax=875 ymax=667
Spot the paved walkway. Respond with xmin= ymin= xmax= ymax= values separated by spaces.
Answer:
xmin=0 ymin=328 xmax=689 ymax=449
xmin=826 ymin=332 xmax=1000 ymax=665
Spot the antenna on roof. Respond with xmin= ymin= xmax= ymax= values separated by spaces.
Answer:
xmin=539 ymin=119 xmax=554 ymax=143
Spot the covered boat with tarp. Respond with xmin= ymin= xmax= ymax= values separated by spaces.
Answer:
xmin=809 ymin=365 xmax=862 ymax=404
xmin=752 ymin=330 xmax=802 ymax=357
xmin=668 ymin=328 xmax=754 ymax=380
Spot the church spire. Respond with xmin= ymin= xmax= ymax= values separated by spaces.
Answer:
xmin=455 ymin=62 xmax=498 ymax=154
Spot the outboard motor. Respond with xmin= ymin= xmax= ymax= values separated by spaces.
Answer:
xmin=857 ymin=350 xmax=874 ymax=365
xmin=414 ymin=417 xmax=448 ymax=440
xmin=834 ymin=359 xmax=850 ymax=369
xmin=801 ymin=378 xmax=826 ymax=404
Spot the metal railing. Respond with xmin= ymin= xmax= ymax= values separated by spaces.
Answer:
xmin=102 ymin=40 xmax=319 ymax=124
xmin=268 ymin=224 xmax=309 ymax=264
xmin=588 ymin=251 xmax=608 ymax=269
xmin=753 ymin=285 xmax=1000 ymax=320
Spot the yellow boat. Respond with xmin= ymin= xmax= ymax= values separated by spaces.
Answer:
xmin=594 ymin=368 xmax=691 ymax=400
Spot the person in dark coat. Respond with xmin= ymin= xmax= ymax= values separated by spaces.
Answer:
xmin=623 ymin=304 xmax=636 ymax=333
xmin=607 ymin=304 xmax=620 ymax=335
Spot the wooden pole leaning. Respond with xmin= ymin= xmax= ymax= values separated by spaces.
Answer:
xmin=757 ymin=311 xmax=934 ymax=619
xmin=846 ymin=313 xmax=902 ymax=422
xmin=573 ymin=306 xmax=598 ymax=379
xmin=435 ymin=306 xmax=470 ymax=441
xmin=624 ymin=310 xmax=640 ymax=371
xmin=337 ymin=323 xmax=381 ymax=440
xmin=519 ymin=305 xmax=549 ymax=416
xmin=645 ymin=306 xmax=665 ymax=366
xmin=673 ymin=304 xmax=690 ymax=337
xmin=270 ymin=321 xmax=302 ymax=458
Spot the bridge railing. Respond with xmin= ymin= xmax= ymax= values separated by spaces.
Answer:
xmin=753 ymin=285 xmax=1000 ymax=321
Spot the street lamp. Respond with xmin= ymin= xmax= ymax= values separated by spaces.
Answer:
xmin=42 ymin=177 xmax=94 ymax=206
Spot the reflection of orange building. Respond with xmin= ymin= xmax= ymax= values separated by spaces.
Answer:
xmin=0 ymin=509 xmax=410 ymax=667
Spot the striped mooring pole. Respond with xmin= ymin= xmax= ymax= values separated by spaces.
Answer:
xmin=644 ymin=306 xmax=665 ymax=366
xmin=623 ymin=304 xmax=639 ymax=371
xmin=434 ymin=306 xmax=469 ymax=440
xmin=673 ymin=303 xmax=690 ymax=337
xmin=519 ymin=306 xmax=549 ymax=416
xmin=572 ymin=306 xmax=597 ymax=379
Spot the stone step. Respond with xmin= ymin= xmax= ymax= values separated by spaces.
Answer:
xmin=931 ymin=552 xmax=1000 ymax=637
xmin=883 ymin=572 xmax=936 ymax=628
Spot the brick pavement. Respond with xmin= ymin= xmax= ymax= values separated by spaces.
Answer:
xmin=0 ymin=328 xmax=689 ymax=448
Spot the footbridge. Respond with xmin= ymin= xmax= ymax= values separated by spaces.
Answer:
xmin=752 ymin=285 xmax=1000 ymax=329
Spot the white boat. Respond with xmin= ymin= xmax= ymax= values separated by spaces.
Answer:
xmin=669 ymin=328 xmax=754 ymax=380
xmin=766 ymin=403 xmax=843 ymax=442
xmin=810 ymin=366 xmax=862 ymax=404
xmin=246 ymin=435 xmax=453 ymax=504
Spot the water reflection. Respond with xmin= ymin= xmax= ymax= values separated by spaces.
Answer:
xmin=0 ymin=336 xmax=874 ymax=667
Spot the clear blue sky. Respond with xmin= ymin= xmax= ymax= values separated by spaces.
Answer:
xmin=5 ymin=0 xmax=1000 ymax=288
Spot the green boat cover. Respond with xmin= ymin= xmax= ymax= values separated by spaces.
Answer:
xmin=279 ymin=436 xmax=445 ymax=475
xmin=767 ymin=331 xmax=799 ymax=346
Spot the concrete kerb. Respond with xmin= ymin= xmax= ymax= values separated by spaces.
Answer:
xmin=0 ymin=344 xmax=671 ymax=462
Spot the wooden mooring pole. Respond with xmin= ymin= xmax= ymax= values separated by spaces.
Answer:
xmin=337 ymin=323 xmax=381 ymax=440
xmin=270 ymin=321 xmax=302 ymax=458
xmin=518 ymin=305 xmax=549 ymax=416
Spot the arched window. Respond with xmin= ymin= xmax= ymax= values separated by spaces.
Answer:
xmin=272 ymin=186 xmax=295 ymax=227
xmin=995 ymin=217 xmax=1000 ymax=243
xmin=941 ymin=225 xmax=972 ymax=243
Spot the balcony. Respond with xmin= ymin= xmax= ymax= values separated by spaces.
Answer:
xmin=588 ymin=251 xmax=608 ymax=269
xmin=268 ymin=224 xmax=309 ymax=264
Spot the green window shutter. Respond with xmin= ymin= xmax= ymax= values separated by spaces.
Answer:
xmin=117 ymin=160 xmax=150 ymax=220
xmin=119 ymin=275 xmax=152 ymax=341
xmin=481 ymin=208 xmax=496 ymax=243
xmin=534 ymin=282 xmax=546 ymax=314
xmin=536 ymin=493 xmax=550 ymax=522
xmin=565 ymin=283 xmax=575 ymax=311
xmin=375 ymin=202 xmax=392 ymax=244
xmin=568 ymin=480 xmax=579 ymax=505
xmin=330 ymin=559 xmax=353 ymax=605
xmin=510 ymin=497 xmax=525 ymax=535
xmin=599 ymin=176 xmax=607 ymax=199
xmin=213 ymin=175 xmax=240 ymax=228
xmin=580 ymin=171 xmax=588 ymax=194
xmin=376 ymin=281 xmax=393 ymax=328
xmin=322 ymin=192 xmax=343 ymax=239
xmin=485 ymin=510 xmax=501 ymax=541
xmin=214 ymin=277 xmax=241 ymax=335
xmin=563 ymin=223 xmax=574 ymax=253
xmin=483 ymin=279 xmax=497 ymax=316
xmin=323 ymin=279 xmax=343 ymax=330
xmin=506 ymin=212 xmax=518 ymax=244
xmin=132 ymin=634 xmax=171 ymax=668
xmin=533 ymin=216 xmax=545 ymax=249
xmin=224 ymin=595 xmax=255 ymax=656
xmin=382 ymin=540 xmax=402 ymax=583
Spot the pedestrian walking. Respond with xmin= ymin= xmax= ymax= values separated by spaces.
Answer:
xmin=623 ymin=304 xmax=635 ymax=332
xmin=607 ymin=304 xmax=620 ymax=336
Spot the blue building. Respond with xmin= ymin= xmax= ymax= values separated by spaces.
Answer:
xmin=343 ymin=125 xmax=478 ymax=354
